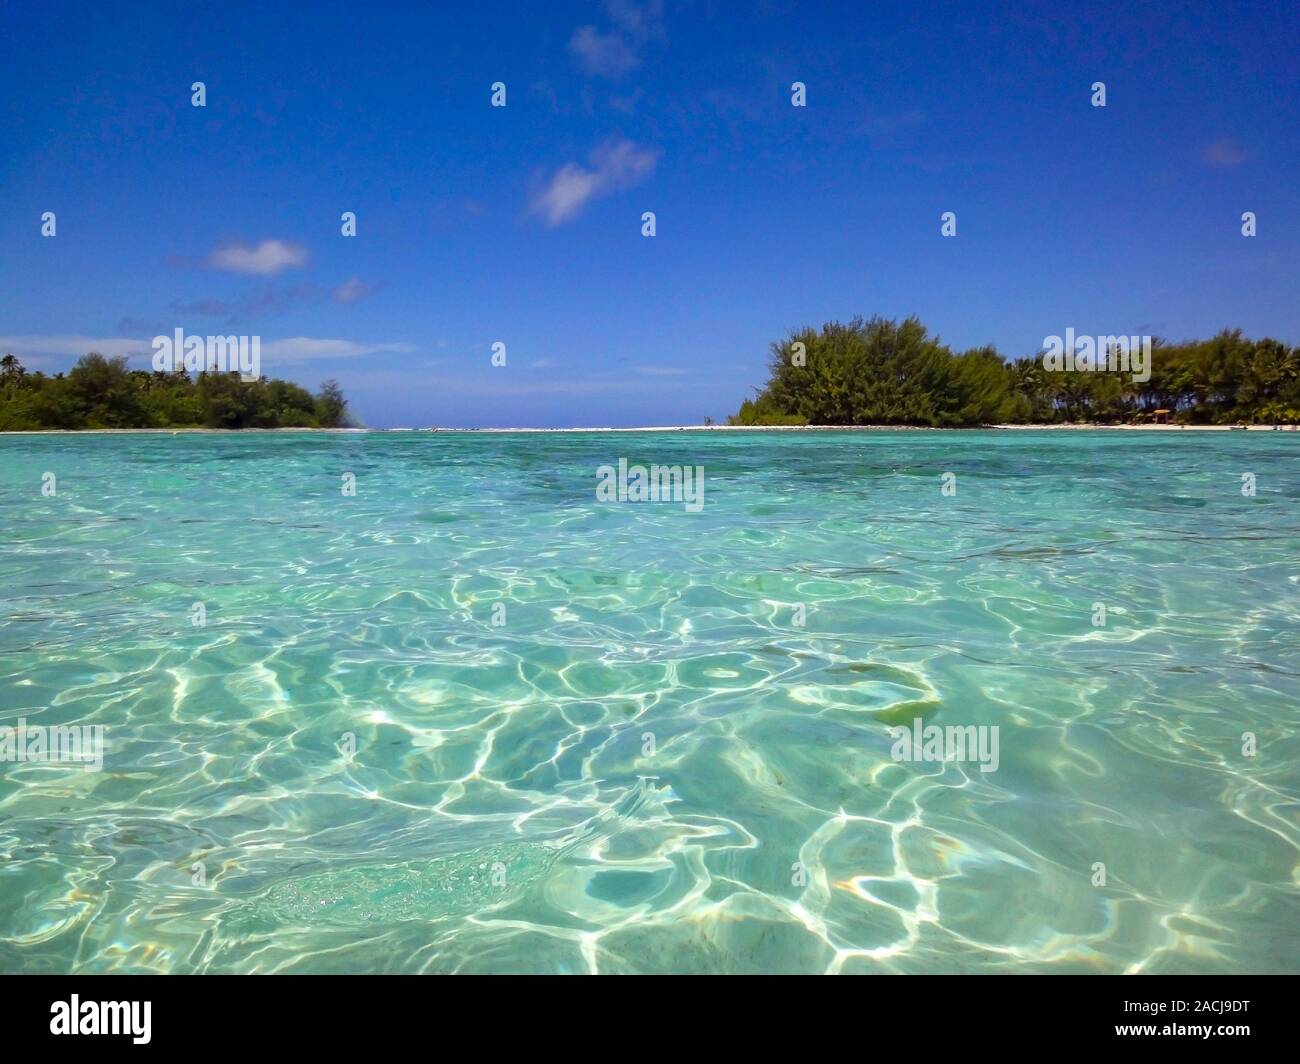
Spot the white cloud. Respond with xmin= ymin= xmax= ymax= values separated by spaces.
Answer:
xmin=333 ymin=278 xmax=372 ymax=303
xmin=261 ymin=338 xmax=415 ymax=361
xmin=531 ymin=136 xmax=659 ymax=226
xmin=0 ymin=334 xmax=413 ymax=366
xmin=569 ymin=26 xmax=641 ymax=78
xmin=210 ymin=239 xmax=308 ymax=275
xmin=606 ymin=0 xmax=662 ymax=33
xmin=0 ymin=334 xmax=153 ymax=360
xmin=345 ymin=372 xmax=647 ymax=398
xmin=634 ymin=365 xmax=687 ymax=376
xmin=568 ymin=1 xmax=664 ymax=79
xmin=533 ymin=163 xmax=603 ymax=226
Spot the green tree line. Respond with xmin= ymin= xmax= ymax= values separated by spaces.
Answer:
xmin=0 ymin=353 xmax=351 ymax=430
xmin=730 ymin=317 xmax=1300 ymax=427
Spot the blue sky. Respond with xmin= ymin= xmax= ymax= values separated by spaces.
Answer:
xmin=2 ymin=0 xmax=1297 ymax=427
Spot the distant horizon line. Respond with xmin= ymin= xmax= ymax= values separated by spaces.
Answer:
xmin=3 ymin=424 xmax=1297 ymax=436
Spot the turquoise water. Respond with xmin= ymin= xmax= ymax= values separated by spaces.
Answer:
xmin=0 ymin=429 xmax=1297 ymax=974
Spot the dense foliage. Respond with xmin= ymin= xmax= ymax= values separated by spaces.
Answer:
xmin=730 ymin=317 xmax=1300 ymax=427
xmin=0 ymin=353 xmax=352 ymax=430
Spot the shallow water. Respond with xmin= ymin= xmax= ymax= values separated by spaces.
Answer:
xmin=0 ymin=429 xmax=1297 ymax=973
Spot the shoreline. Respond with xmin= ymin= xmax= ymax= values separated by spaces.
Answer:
xmin=1 ymin=423 xmax=1296 ymax=435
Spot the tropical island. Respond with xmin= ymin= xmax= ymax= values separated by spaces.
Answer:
xmin=5 ymin=318 xmax=1299 ymax=432
xmin=729 ymin=317 xmax=1300 ymax=427
xmin=0 ymin=353 xmax=350 ymax=431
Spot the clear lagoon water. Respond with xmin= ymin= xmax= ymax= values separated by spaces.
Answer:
xmin=1 ymin=429 xmax=1297 ymax=974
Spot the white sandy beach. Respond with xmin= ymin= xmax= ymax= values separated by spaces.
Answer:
xmin=2 ymin=424 xmax=1296 ymax=435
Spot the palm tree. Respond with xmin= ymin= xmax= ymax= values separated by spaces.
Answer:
xmin=0 ymin=354 xmax=26 ymax=394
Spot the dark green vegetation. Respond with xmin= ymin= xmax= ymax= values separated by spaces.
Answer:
xmin=0 ymin=353 xmax=351 ymax=430
xmin=731 ymin=317 xmax=1300 ymax=427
